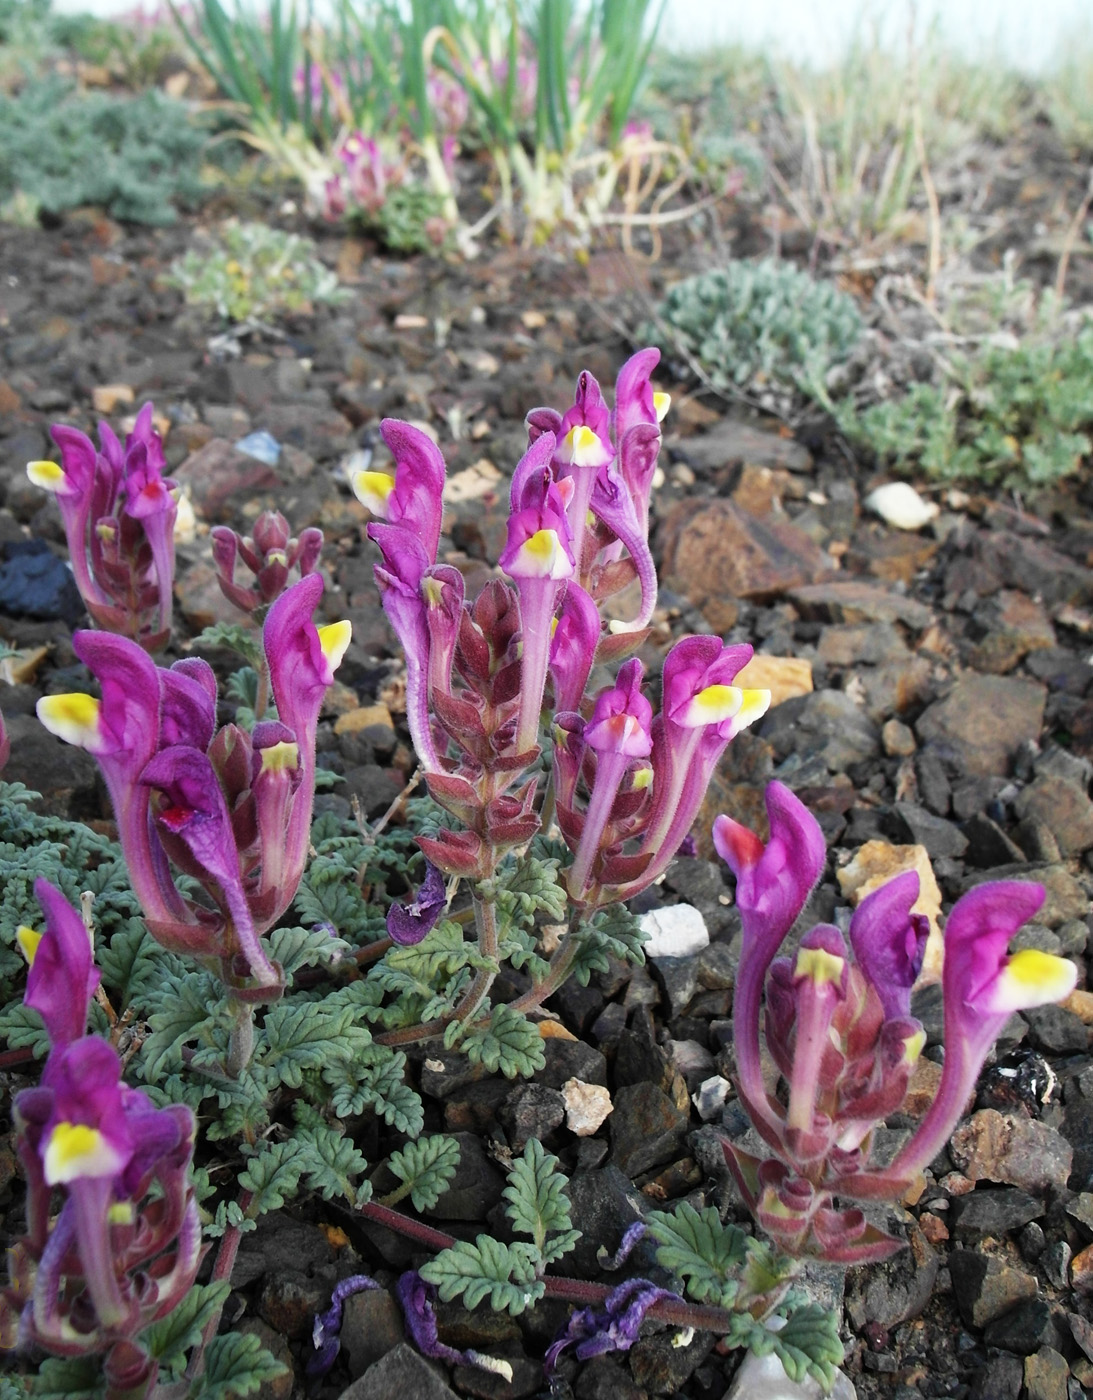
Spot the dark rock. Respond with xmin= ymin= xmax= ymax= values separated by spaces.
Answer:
xmin=650 ymin=954 xmax=701 ymax=1018
xmin=452 ymin=1356 xmax=540 ymax=1399
xmin=844 ymin=1222 xmax=938 ymax=1329
xmin=629 ymin=1327 xmax=714 ymax=1395
xmin=590 ymin=1001 xmax=628 ymax=1052
xmin=609 ymin=1081 xmax=689 ymax=1178
xmin=948 ymin=1249 xmax=1038 ymax=1327
xmin=761 ymin=688 xmax=880 ymax=771
xmin=1023 ymin=1005 xmax=1089 ymax=1054
xmin=442 ymin=1079 xmax=510 ymax=1134
xmin=0 ymin=712 xmax=100 ymax=818
xmin=789 ymin=580 xmax=933 ymax=630
xmin=0 ymin=540 xmax=83 ymax=625
xmin=1014 ymin=815 xmax=1062 ymax=862
xmin=419 ymin=1052 xmax=489 ymax=1100
xmin=499 ymin=1083 xmax=565 ymax=1152
xmin=968 ymin=1352 xmax=1024 ymax=1400
xmin=949 ymin=1110 xmax=1074 ymax=1193
xmin=670 ymin=418 xmax=813 ymax=475
xmin=538 ymin=1036 xmax=608 ymax=1090
xmin=344 ymin=764 xmax=404 ymax=820
xmin=915 ymin=745 xmax=953 ymax=815
xmin=336 ymin=1343 xmax=458 ymax=1400
xmin=258 ymin=1269 xmax=330 ymax=1340
xmin=1026 ymin=647 xmax=1093 ymax=695
xmin=952 ymin=1187 xmax=1044 ymax=1239
xmin=885 ymin=802 xmax=969 ymax=858
xmin=566 ymin=1166 xmax=653 ymax=1279
xmin=663 ymin=859 xmax=738 ymax=938
xmin=1015 ymin=774 xmax=1093 ymax=857
xmin=549 ymin=978 xmax=606 ymax=1036
xmin=342 ymin=1287 xmax=405 ymax=1377
xmin=984 ymin=1298 xmax=1065 ymax=1355
xmin=423 ymin=1132 xmax=504 ymax=1222
xmin=573 ymin=1355 xmax=646 ymax=1400
xmin=963 ymin=812 xmax=1026 ymax=869
xmin=916 ymin=675 xmax=1046 ymax=778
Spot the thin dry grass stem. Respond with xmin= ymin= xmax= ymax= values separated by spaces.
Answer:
xmin=913 ymin=106 xmax=941 ymax=305
xmin=1054 ymin=167 xmax=1093 ymax=303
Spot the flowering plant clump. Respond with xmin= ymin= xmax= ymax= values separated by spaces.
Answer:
xmin=0 ymin=881 xmax=201 ymax=1399
xmin=714 ymin=782 xmax=1079 ymax=1262
xmin=27 ymin=403 xmax=177 ymax=650
xmin=210 ymin=508 xmax=324 ymax=617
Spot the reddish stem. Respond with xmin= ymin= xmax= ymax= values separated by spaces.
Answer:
xmin=0 ymin=1046 xmax=36 ymax=1070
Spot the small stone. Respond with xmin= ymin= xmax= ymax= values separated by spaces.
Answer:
xmin=1022 ymin=1005 xmax=1089 ymax=1054
xmin=562 ymin=1078 xmax=613 ymax=1137
xmin=789 ymin=580 xmax=933 ymax=631
xmin=733 ymin=655 xmax=813 ymax=707
xmin=1024 ymin=1347 xmax=1070 ymax=1400
xmin=258 ymin=1270 xmax=328 ymax=1340
xmin=969 ymin=1352 xmax=1023 ymax=1400
xmin=609 ymin=1081 xmax=689 ymax=1177
xmin=334 ymin=703 xmax=394 ymax=735
xmin=500 ymin=1083 xmax=565 ymax=1152
xmin=235 ymin=429 xmax=282 ymax=466
xmin=0 ymin=541 xmax=83 ymax=625
xmin=1015 ymin=774 xmax=1093 ymax=857
xmin=963 ymin=812 xmax=1026 ymax=869
xmin=651 ymin=953 xmax=700 ymax=1018
xmin=865 ymin=481 xmax=939 ymax=530
xmin=91 ymin=382 xmax=135 ymax=414
xmin=337 ymin=1343 xmax=458 ymax=1400
xmin=948 ymin=1249 xmax=1038 ymax=1327
xmin=886 ymin=802 xmax=968 ymax=859
xmin=693 ymin=1075 xmax=732 ymax=1121
xmin=721 ymin=1347 xmax=857 ymax=1400
xmin=916 ymin=675 xmax=1046 ymax=778
xmin=1070 ymin=1310 xmax=1093 ymax=1364
xmin=1074 ymin=1242 xmax=1093 ymax=1292
xmin=341 ymin=1287 xmax=405 ymax=1378
xmin=918 ymin=1212 xmax=949 ymax=1244
xmin=952 ymin=1187 xmax=1044 ymax=1239
xmin=882 ymin=719 xmax=916 ymax=757
xmin=422 ymin=1132 xmax=504 ymax=1222
xmin=639 ymin=904 xmax=709 ymax=958
xmin=902 ymin=1057 xmax=945 ymax=1117
xmin=574 ymin=1355 xmax=645 ymax=1400
xmin=630 ymin=1327 xmax=713 ymax=1395
xmin=984 ymin=1298 xmax=1064 ymax=1355
xmin=949 ymin=1110 xmax=1073 ymax=1193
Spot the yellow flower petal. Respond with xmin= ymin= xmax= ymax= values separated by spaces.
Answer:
xmin=317 ymin=620 xmax=352 ymax=675
xmin=260 ymin=740 xmax=299 ymax=773
xmin=558 ymin=424 xmax=610 ymax=468
xmin=795 ymin=945 xmax=845 ymax=986
xmin=679 ymin=683 xmax=742 ymax=727
xmin=993 ymin=949 xmax=1078 ymax=1012
xmin=44 ymin=1123 xmax=125 ymax=1185
xmin=652 ymin=391 xmax=671 ymax=422
xmin=352 ymin=470 xmax=396 ymax=516
xmin=511 ymin=529 xmax=573 ymax=580
xmin=729 ymin=688 xmax=772 ymax=737
xmin=26 ymin=460 xmax=67 ymax=493
xmin=15 ymin=926 xmax=42 ymax=967
xmin=36 ymin=694 xmax=105 ymax=751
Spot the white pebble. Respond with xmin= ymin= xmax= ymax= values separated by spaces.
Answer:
xmin=562 ymin=1078 xmax=613 ymax=1136
xmin=692 ymin=1075 xmax=732 ymax=1121
xmin=724 ymin=1349 xmax=857 ymax=1400
xmin=638 ymin=904 xmax=709 ymax=958
xmin=864 ymin=481 xmax=939 ymax=531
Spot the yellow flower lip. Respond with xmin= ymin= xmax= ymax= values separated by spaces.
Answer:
xmin=26 ymin=460 xmax=67 ymax=493
xmin=994 ymin=948 xmax=1078 ymax=1011
xmin=260 ymin=740 xmax=299 ymax=773
xmin=558 ymin=423 xmax=611 ymax=468
xmin=680 ymin=683 xmax=742 ymax=727
xmin=352 ymin=470 xmax=396 ymax=516
xmin=318 ymin=620 xmax=352 ymax=675
xmin=44 ymin=1122 xmax=125 ymax=1185
xmin=511 ymin=528 xmax=573 ymax=580
xmin=794 ymin=945 xmax=845 ymax=987
xmin=652 ymin=391 xmax=671 ymax=422
xmin=36 ymin=693 xmax=105 ymax=752
xmin=16 ymin=926 xmax=42 ymax=966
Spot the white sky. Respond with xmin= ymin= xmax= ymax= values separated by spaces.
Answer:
xmin=47 ymin=0 xmax=1093 ymax=73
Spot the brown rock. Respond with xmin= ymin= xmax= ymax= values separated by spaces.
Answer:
xmin=845 ymin=531 xmax=939 ymax=585
xmin=341 ymin=1287 xmax=405 ymax=1378
xmin=916 ymin=675 xmax=1046 ymax=778
xmin=961 ymin=864 xmax=1089 ymax=928
xmin=903 ymin=1056 xmax=944 ymax=1117
xmin=1074 ymin=1241 xmax=1093 ymax=1292
xmin=609 ymin=1081 xmax=689 ymax=1177
xmin=91 ymin=383 xmax=135 ymax=414
xmin=1023 ymin=1348 xmax=1070 ymax=1400
xmin=970 ymin=591 xmax=1056 ymax=674
xmin=174 ymin=438 xmax=281 ymax=521
xmin=949 ymin=1109 xmax=1074 ymax=1193
xmin=789 ymin=580 xmax=933 ymax=631
xmin=660 ymin=499 xmax=832 ymax=610
xmin=334 ymin=704 xmax=394 ymax=736
xmin=173 ymin=559 xmax=244 ymax=632
xmin=731 ymin=464 xmax=793 ymax=514
xmin=949 ymin=1249 xmax=1038 ymax=1327
xmin=670 ymin=418 xmax=813 ymax=475
xmin=733 ymin=655 xmax=813 ymax=707
xmin=1014 ymin=774 xmax=1093 ymax=857
xmin=0 ymin=380 xmax=21 ymax=415
xmin=858 ymin=656 xmax=933 ymax=721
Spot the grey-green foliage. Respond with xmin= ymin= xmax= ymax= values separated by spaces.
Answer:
xmin=0 ymin=78 xmax=210 ymax=224
xmin=166 ymin=220 xmax=348 ymax=325
xmin=419 ymin=1138 xmax=579 ymax=1315
xmin=388 ymin=1133 xmax=460 ymax=1211
xmin=835 ymin=321 xmax=1093 ymax=488
xmin=648 ymin=258 xmax=862 ymax=397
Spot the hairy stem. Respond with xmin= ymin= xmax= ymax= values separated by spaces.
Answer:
xmin=225 ymin=998 xmax=255 ymax=1079
xmin=505 ymin=931 xmax=581 ymax=1019
xmin=183 ymin=1188 xmax=254 ymax=1383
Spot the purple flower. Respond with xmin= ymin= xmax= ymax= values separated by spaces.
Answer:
xmin=846 ymin=870 xmax=929 ymax=1021
xmin=211 ymin=510 xmax=323 ymax=614
xmin=545 ymin=1278 xmax=680 ymax=1375
xmin=307 ymin=1274 xmax=382 ymax=1377
xmin=28 ymin=403 xmax=177 ymax=648
xmin=396 ymin=1271 xmax=513 ymax=1380
xmin=18 ymin=878 xmax=100 ymax=1057
xmin=354 ymin=419 xmax=446 ymax=563
xmin=387 ymin=862 xmax=448 ymax=945
xmin=549 ymin=581 xmax=601 ymax=713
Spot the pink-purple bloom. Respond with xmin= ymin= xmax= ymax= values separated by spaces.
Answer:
xmin=35 ymin=575 xmax=350 ymax=1000
xmin=1 ymin=882 xmax=200 ymax=1379
xmin=716 ymin=783 xmax=1078 ymax=1263
xmin=211 ymin=510 xmax=323 ymax=615
xmin=27 ymin=404 xmax=178 ymax=650
xmin=386 ymin=861 xmax=448 ymax=946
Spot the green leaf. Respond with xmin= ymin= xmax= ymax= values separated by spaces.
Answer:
xmin=294 ymin=1115 xmax=371 ymax=1207
xmin=734 ymin=1303 xmax=844 ymax=1392
xmin=418 ymin=1236 xmax=544 ymax=1315
xmin=267 ymin=924 xmax=350 ymax=980
xmin=96 ymin=917 xmax=162 ymax=1008
xmin=646 ymin=1202 xmax=749 ymax=1309
xmin=503 ymin=1139 xmax=579 ymax=1265
xmin=140 ymin=973 xmax=229 ymax=1079
xmin=259 ymin=1001 xmax=355 ymax=1089
xmin=459 ymin=1002 xmax=545 ymax=1079
xmin=238 ymin=1139 xmax=307 ymax=1216
xmin=142 ymin=1280 xmax=232 ymax=1378
xmin=569 ymin=903 xmax=647 ymax=985
xmin=481 ymin=853 xmax=568 ymax=927
xmin=29 ymin=1357 xmax=103 ymax=1400
xmin=0 ymin=999 xmax=49 ymax=1059
xmin=189 ymin=1330 xmax=289 ymax=1400
xmin=322 ymin=1043 xmax=424 ymax=1136
xmin=388 ymin=1134 xmax=460 ymax=1212
xmin=192 ymin=622 xmax=263 ymax=666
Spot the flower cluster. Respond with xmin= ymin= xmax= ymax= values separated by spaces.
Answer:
xmin=36 ymin=574 xmax=350 ymax=1001
xmin=323 ymin=131 xmax=409 ymax=221
xmin=211 ymin=508 xmax=324 ymax=615
xmin=716 ymin=782 xmax=1079 ymax=1263
xmin=353 ymin=350 xmax=770 ymax=898
xmin=27 ymin=403 xmax=178 ymax=650
xmin=0 ymin=881 xmax=200 ymax=1391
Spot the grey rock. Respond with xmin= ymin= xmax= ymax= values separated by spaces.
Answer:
xmin=948 ymin=1249 xmax=1038 ymax=1327
xmin=452 ymin=1354 xmax=541 ymax=1399
xmin=917 ymin=675 xmax=1047 ymax=777
xmin=538 ymin=1036 xmax=608 ymax=1090
xmin=574 ymin=1356 xmax=647 ymax=1400
xmin=789 ymin=580 xmax=933 ymax=630
xmin=630 ymin=1327 xmax=714 ymax=1395
xmin=566 ymin=1166 xmax=653 ymax=1278
xmin=610 ymin=1081 xmax=689 ymax=1177
xmin=1015 ymin=816 xmax=1063 ymax=863
xmin=952 ymin=1188 xmax=1044 ymax=1239
xmin=342 ymin=1287 xmax=405 ymax=1377
xmin=886 ymin=801 xmax=968 ymax=858
xmin=1023 ymin=1005 xmax=1089 ymax=1054
xmin=1015 ymin=774 xmax=1093 ymax=857
xmin=969 ymin=1352 xmax=1024 ymax=1400
xmin=964 ymin=812 xmax=1026 ymax=869
xmin=499 ymin=1083 xmax=565 ymax=1153
xmin=949 ymin=1110 xmax=1074 ymax=1193
xmin=423 ymin=1132 xmax=504 ymax=1222
xmin=234 ymin=1214 xmax=335 ymax=1290
xmin=844 ymin=1221 xmax=937 ymax=1329
xmin=336 ymin=1343 xmax=458 ymax=1400
xmin=959 ymin=863 xmax=1089 ymax=928
xmin=651 ymin=953 xmax=701 ymax=1019
xmin=984 ymin=1298 xmax=1065 ymax=1355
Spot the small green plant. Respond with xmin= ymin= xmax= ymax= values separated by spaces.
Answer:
xmin=1044 ymin=28 xmax=1093 ymax=153
xmin=647 ymin=258 xmax=862 ymax=404
xmin=836 ymin=321 xmax=1093 ymax=487
xmin=166 ymin=219 xmax=347 ymax=323
xmin=0 ymin=78 xmax=210 ymax=224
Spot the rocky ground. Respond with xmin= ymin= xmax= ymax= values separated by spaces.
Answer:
xmin=2 ymin=206 xmax=1093 ymax=1400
